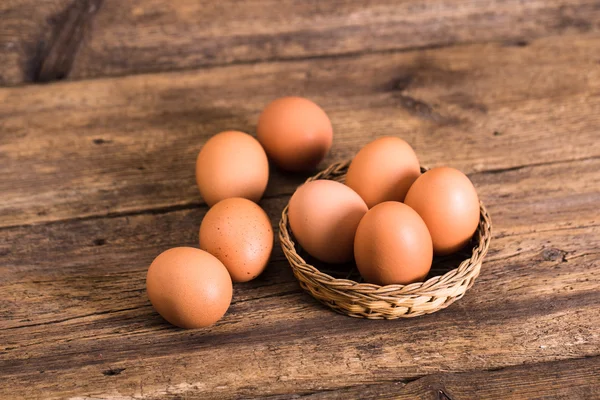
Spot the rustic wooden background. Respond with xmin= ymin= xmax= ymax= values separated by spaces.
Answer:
xmin=1 ymin=0 xmax=599 ymax=399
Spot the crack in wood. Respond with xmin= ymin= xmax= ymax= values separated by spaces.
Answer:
xmin=0 ymin=305 xmax=146 ymax=331
xmin=1 ymin=155 xmax=596 ymax=231
xmin=102 ymin=367 xmax=125 ymax=376
xmin=542 ymin=248 xmax=569 ymax=262
xmin=0 ymin=201 xmax=205 ymax=230
xmin=438 ymin=389 xmax=454 ymax=400
xmin=256 ymin=355 xmax=600 ymax=399
xmin=394 ymin=93 xmax=459 ymax=124
xmin=468 ymin=155 xmax=599 ymax=176
xmin=252 ymin=378 xmax=416 ymax=399
xmin=56 ymin=41 xmax=467 ymax=86
xmin=509 ymin=223 xmax=599 ymax=238
xmin=33 ymin=0 xmax=103 ymax=83
xmin=1 ymin=290 xmax=306 ymax=332
xmin=504 ymin=39 xmax=530 ymax=47
xmin=230 ymin=289 xmax=303 ymax=306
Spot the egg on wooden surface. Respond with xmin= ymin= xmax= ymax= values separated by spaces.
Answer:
xmin=288 ymin=180 xmax=368 ymax=263
xmin=404 ymin=167 xmax=480 ymax=255
xmin=345 ymin=136 xmax=421 ymax=208
xmin=146 ymin=247 xmax=232 ymax=329
xmin=257 ymin=97 xmax=333 ymax=171
xmin=354 ymin=202 xmax=433 ymax=285
xmin=196 ymin=130 xmax=269 ymax=207
xmin=199 ymin=197 xmax=273 ymax=282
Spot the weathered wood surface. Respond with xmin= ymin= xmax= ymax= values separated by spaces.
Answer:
xmin=1 ymin=1 xmax=600 ymax=399
xmin=1 ymin=104 xmax=599 ymax=398
xmin=2 ymin=0 xmax=600 ymax=86
xmin=2 ymin=33 xmax=599 ymax=228
xmin=2 ymin=156 xmax=598 ymax=319
xmin=1 ymin=195 xmax=598 ymax=399
xmin=264 ymin=357 xmax=600 ymax=400
xmin=69 ymin=0 xmax=600 ymax=81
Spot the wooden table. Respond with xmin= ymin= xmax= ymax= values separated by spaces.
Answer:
xmin=1 ymin=1 xmax=599 ymax=399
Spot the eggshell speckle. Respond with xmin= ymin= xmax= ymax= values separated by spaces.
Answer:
xmin=146 ymin=247 xmax=232 ymax=329
xmin=199 ymin=197 xmax=273 ymax=282
xmin=196 ymin=131 xmax=269 ymax=207
xmin=288 ymin=180 xmax=368 ymax=263
xmin=354 ymin=202 xmax=433 ymax=285
xmin=345 ymin=137 xmax=421 ymax=208
xmin=404 ymin=167 xmax=480 ymax=255
xmin=257 ymin=97 xmax=333 ymax=171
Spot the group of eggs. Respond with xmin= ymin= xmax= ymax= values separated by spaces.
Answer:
xmin=146 ymin=96 xmax=481 ymax=329
xmin=146 ymin=97 xmax=335 ymax=328
xmin=289 ymin=136 xmax=480 ymax=287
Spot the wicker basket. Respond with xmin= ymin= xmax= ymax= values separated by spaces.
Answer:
xmin=279 ymin=160 xmax=492 ymax=319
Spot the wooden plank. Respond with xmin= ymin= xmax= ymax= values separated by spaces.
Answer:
xmin=1 ymin=156 xmax=598 ymax=282
xmin=1 ymin=0 xmax=600 ymax=86
xmin=1 ymin=251 xmax=598 ymax=398
xmin=1 ymin=185 xmax=596 ymax=328
xmin=1 ymin=244 xmax=598 ymax=399
xmin=262 ymin=357 xmax=600 ymax=400
xmin=2 ymin=3 xmax=598 ymax=400
xmin=1 ymin=157 xmax=598 ymax=398
xmin=67 ymin=0 xmax=600 ymax=81
xmin=1 ymin=33 xmax=599 ymax=228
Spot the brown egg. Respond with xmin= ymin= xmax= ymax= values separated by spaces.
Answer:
xmin=257 ymin=97 xmax=333 ymax=171
xmin=354 ymin=202 xmax=433 ymax=285
xmin=288 ymin=180 xmax=368 ymax=263
xmin=146 ymin=247 xmax=232 ymax=328
xmin=196 ymin=131 xmax=269 ymax=207
xmin=345 ymin=137 xmax=421 ymax=208
xmin=199 ymin=197 xmax=273 ymax=282
xmin=404 ymin=167 xmax=480 ymax=255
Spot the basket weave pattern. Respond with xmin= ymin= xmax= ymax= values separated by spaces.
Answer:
xmin=279 ymin=160 xmax=492 ymax=319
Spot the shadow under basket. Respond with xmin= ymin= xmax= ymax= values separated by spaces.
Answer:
xmin=279 ymin=160 xmax=493 ymax=319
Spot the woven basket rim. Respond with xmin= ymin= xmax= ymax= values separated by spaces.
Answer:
xmin=278 ymin=160 xmax=492 ymax=295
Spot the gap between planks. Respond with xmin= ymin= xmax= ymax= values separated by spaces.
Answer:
xmin=31 ymin=40 xmax=469 ymax=88
xmin=255 ymin=355 xmax=600 ymax=400
xmin=2 ymin=228 xmax=597 ymax=332
xmin=2 ymin=33 xmax=599 ymax=228
xmin=1 ymin=154 xmax=596 ymax=231
xmin=14 ymin=0 xmax=594 ymax=86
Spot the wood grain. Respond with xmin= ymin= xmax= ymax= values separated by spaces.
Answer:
xmin=2 ymin=1 xmax=600 ymax=85
xmin=1 ymin=33 xmax=599 ymax=228
xmin=1 ymin=243 xmax=598 ymax=398
xmin=1 ymin=154 xmax=598 ymax=398
xmin=262 ymin=357 xmax=600 ymax=400
xmin=68 ymin=0 xmax=600 ymax=81
xmin=2 ymin=3 xmax=600 ymax=398
xmin=0 ymin=0 xmax=84 ymax=85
